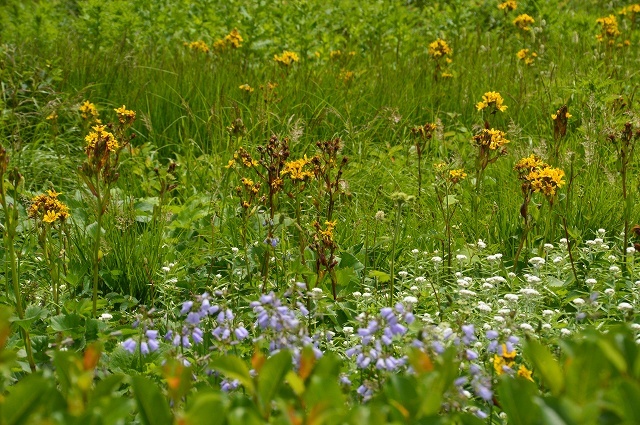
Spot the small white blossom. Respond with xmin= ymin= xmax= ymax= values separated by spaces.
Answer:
xmin=544 ymin=243 xmax=554 ymax=250
xmin=525 ymin=274 xmax=542 ymax=284
xmin=398 ymin=270 xmax=409 ymax=278
xmin=553 ymin=256 xmax=564 ymax=264
xmin=482 ymin=283 xmax=494 ymax=290
xmin=498 ymin=308 xmax=511 ymax=315
xmin=508 ymin=272 xmax=516 ymax=278
xmin=362 ymin=292 xmax=372 ymax=299
xmin=586 ymin=278 xmax=597 ymax=286
xmin=542 ymin=309 xmax=554 ymax=316
xmin=231 ymin=247 xmax=239 ymax=254
xmin=432 ymin=256 xmax=443 ymax=263
xmin=529 ymin=257 xmax=546 ymax=266
xmin=494 ymin=316 xmax=505 ymax=323
xmin=403 ymin=296 xmax=418 ymax=305
xmin=627 ymin=247 xmax=636 ymax=254
xmin=594 ymin=238 xmax=604 ymax=244
xmin=618 ymin=302 xmax=634 ymax=311
xmin=520 ymin=323 xmax=534 ymax=331
xmin=410 ymin=285 xmax=419 ymax=292
xmin=456 ymin=254 xmax=468 ymax=261
xmin=353 ymin=291 xmax=362 ymax=298
xmin=572 ymin=298 xmax=585 ymax=306
xmin=477 ymin=239 xmax=487 ymax=249
xmin=415 ymin=276 xmax=426 ymax=284
xmin=559 ymin=238 xmax=568 ymax=245
xmin=504 ymin=293 xmax=519 ymax=302
xmin=375 ymin=211 xmax=385 ymax=221
xmin=411 ymin=249 xmax=420 ymax=255
xmin=100 ymin=313 xmax=113 ymax=321
xmin=560 ymin=328 xmax=571 ymax=336
xmin=343 ymin=326 xmax=354 ymax=335
xmin=520 ymin=288 xmax=540 ymax=297
xmin=459 ymin=289 xmax=477 ymax=297
xmin=477 ymin=302 xmax=492 ymax=312
xmin=457 ymin=279 xmax=470 ymax=287
xmin=610 ymin=265 xmax=621 ymax=273
xmin=597 ymin=228 xmax=606 ymax=235
xmin=542 ymin=323 xmax=552 ymax=330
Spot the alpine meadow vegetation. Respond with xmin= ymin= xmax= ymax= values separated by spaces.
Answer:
xmin=3 ymin=0 xmax=640 ymax=424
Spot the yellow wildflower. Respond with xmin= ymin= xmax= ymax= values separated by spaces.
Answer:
xmin=527 ymin=166 xmax=565 ymax=196
xmin=339 ymin=69 xmax=355 ymax=83
xmin=596 ymin=15 xmax=621 ymax=42
xmin=46 ymin=111 xmax=58 ymax=121
xmin=472 ymin=128 xmax=510 ymax=150
xmin=114 ymin=105 xmax=136 ymax=125
xmin=476 ymin=91 xmax=508 ymax=112
xmin=79 ymin=101 xmax=99 ymax=121
xmin=620 ymin=4 xmax=640 ymax=15
xmin=498 ymin=0 xmax=517 ymax=11
xmin=428 ymin=39 xmax=453 ymax=59
xmin=281 ymin=156 xmax=315 ymax=181
xmin=513 ymin=14 xmax=535 ymax=31
xmin=28 ymin=190 xmax=70 ymax=224
xmin=517 ymin=365 xmax=534 ymax=382
xmin=449 ymin=169 xmax=467 ymax=183
xmin=239 ymin=84 xmax=254 ymax=93
xmin=274 ymin=51 xmax=300 ymax=66
xmin=186 ymin=40 xmax=210 ymax=53
xmin=84 ymin=125 xmax=119 ymax=153
xmin=330 ymin=50 xmax=342 ymax=60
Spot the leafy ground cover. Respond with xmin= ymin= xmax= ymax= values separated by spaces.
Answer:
xmin=2 ymin=0 xmax=640 ymax=423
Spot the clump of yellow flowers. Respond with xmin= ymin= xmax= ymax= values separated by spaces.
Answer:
xmin=476 ymin=91 xmax=508 ymax=112
xmin=28 ymin=190 xmax=70 ymax=224
xmin=513 ymin=14 xmax=535 ymax=31
xmin=213 ymin=29 xmax=243 ymax=50
xmin=274 ymin=50 xmax=300 ymax=66
xmin=516 ymin=48 xmax=537 ymax=65
xmin=596 ymin=15 xmax=621 ymax=44
xmin=428 ymin=39 xmax=453 ymax=59
xmin=515 ymin=154 xmax=565 ymax=198
xmin=498 ymin=0 xmax=517 ymax=11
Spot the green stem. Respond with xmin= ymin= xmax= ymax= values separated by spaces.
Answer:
xmin=92 ymin=185 xmax=103 ymax=318
xmin=8 ymin=241 xmax=36 ymax=372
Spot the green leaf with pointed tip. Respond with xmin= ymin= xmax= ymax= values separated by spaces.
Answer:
xmin=131 ymin=375 xmax=173 ymax=425
xmin=258 ymin=350 xmax=291 ymax=414
xmin=3 ymin=374 xmax=51 ymax=425
xmin=524 ymin=339 xmax=564 ymax=396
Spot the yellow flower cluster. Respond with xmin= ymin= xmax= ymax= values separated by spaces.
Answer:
xmin=226 ymin=147 xmax=259 ymax=169
xmin=596 ymin=15 xmax=621 ymax=43
xmin=513 ymin=14 xmax=535 ymax=31
xmin=339 ymin=69 xmax=355 ymax=83
xmin=274 ymin=51 xmax=300 ymax=66
xmin=185 ymin=40 xmax=210 ymax=53
xmin=620 ymin=4 xmax=640 ymax=16
xmin=498 ymin=0 xmax=517 ymax=11
xmin=318 ymin=220 xmax=337 ymax=243
xmin=515 ymin=155 xmax=565 ymax=197
xmin=449 ymin=169 xmax=467 ymax=183
xmin=239 ymin=84 xmax=254 ymax=93
xmin=411 ymin=123 xmax=437 ymax=139
xmin=516 ymin=48 xmax=537 ymax=65
xmin=473 ymin=128 xmax=510 ymax=150
xmin=114 ymin=105 xmax=136 ymax=125
xmin=84 ymin=125 xmax=119 ymax=154
xmin=28 ymin=190 xmax=70 ymax=224
xmin=281 ymin=156 xmax=315 ymax=181
xmin=428 ymin=39 xmax=453 ymax=59
xmin=476 ymin=91 xmax=508 ymax=112
xmin=79 ymin=101 xmax=99 ymax=121
xmin=493 ymin=344 xmax=534 ymax=381
xmin=213 ymin=29 xmax=243 ymax=51
xmin=330 ymin=50 xmax=356 ymax=60
xmin=551 ymin=108 xmax=572 ymax=121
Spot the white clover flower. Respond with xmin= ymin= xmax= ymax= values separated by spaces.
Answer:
xmin=457 ymin=279 xmax=470 ymax=287
xmin=525 ymin=275 xmax=542 ymax=284
xmin=215 ymin=273 xmax=223 ymax=279
xmin=631 ymin=323 xmax=640 ymax=331
xmin=455 ymin=272 xmax=463 ymax=278
xmin=343 ymin=326 xmax=354 ymax=335
xmin=594 ymin=238 xmax=604 ymax=244
xmin=560 ymin=328 xmax=571 ymax=336
xmin=482 ymin=283 xmax=494 ymax=290
xmin=494 ymin=315 xmax=505 ymax=323
xmin=627 ymin=247 xmax=636 ymax=254
xmin=398 ymin=270 xmax=409 ymax=278
xmin=602 ymin=244 xmax=610 ymax=249
xmin=503 ymin=328 xmax=512 ymax=335
xmin=411 ymin=249 xmax=420 ymax=255
xmin=456 ymin=254 xmax=468 ymax=261
xmin=520 ymin=323 xmax=534 ymax=331
xmin=353 ymin=291 xmax=362 ymax=298
xmin=553 ymin=256 xmax=564 ymax=264
xmin=529 ymin=257 xmax=546 ymax=266
xmin=520 ymin=288 xmax=540 ymax=297
xmin=477 ymin=239 xmax=487 ymax=249
xmin=608 ymin=255 xmax=618 ymax=262
xmin=375 ymin=211 xmax=385 ymax=221
xmin=166 ymin=277 xmax=178 ymax=284
xmin=542 ymin=309 xmax=554 ymax=316
xmin=477 ymin=302 xmax=492 ymax=312
xmin=403 ymin=297 xmax=418 ymax=307
xmin=610 ymin=265 xmax=621 ymax=273
xmin=542 ymin=323 xmax=552 ymax=330
xmin=311 ymin=288 xmax=324 ymax=298
xmin=495 ymin=253 xmax=503 ymax=259
xmin=618 ymin=302 xmax=634 ymax=311
xmin=486 ymin=254 xmax=497 ymax=261
xmin=498 ymin=308 xmax=511 ymax=315
xmin=597 ymin=228 xmax=606 ymax=235
xmin=415 ymin=276 xmax=426 ymax=284
xmin=100 ymin=313 xmax=113 ymax=320
xmin=458 ymin=289 xmax=477 ymax=297
xmin=586 ymin=240 xmax=596 ymax=246
xmin=559 ymin=238 xmax=568 ymax=245
xmin=572 ymin=298 xmax=585 ymax=306
xmin=604 ymin=288 xmax=615 ymax=296
xmin=543 ymin=243 xmax=554 ymax=250
xmin=586 ymin=278 xmax=597 ymax=286
xmin=162 ymin=266 xmax=171 ymax=272
xmin=432 ymin=256 xmax=443 ymax=263
xmin=362 ymin=292 xmax=372 ymax=298
xmin=483 ymin=323 xmax=492 ymax=330
xmin=410 ymin=285 xmax=419 ymax=292
xmin=504 ymin=293 xmax=519 ymax=302
xmin=464 ymin=276 xmax=473 ymax=283
xmin=231 ymin=247 xmax=239 ymax=254
xmin=508 ymin=272 xmax=516 ymax=278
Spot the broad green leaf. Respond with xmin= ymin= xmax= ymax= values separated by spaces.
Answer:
xmin=368 ymin=270 xmax=390 ymax=283
xmin=12 ymin=305 xmax=48 ymax=331
xmin=184 ymin=391 xmax=227 ymax=425
xmin=597 ymin=338 xmax=627 ymax=374
xmin=50 ymin=313 xmax=83 ymax=332
xmin=524 ymin=339 xmax=564 ymax=396
xmin=131 ymin=375 xmax=173 ymax=425
xmin=209 ymin=355 xmax=255 ymax=394
xmin=497 ymin=375 xmax=540 ymax=425
xmin=3 ymin=374 xmax=50 ymax=425
xmin=257 ymin=350 xmax=292 ymax=414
